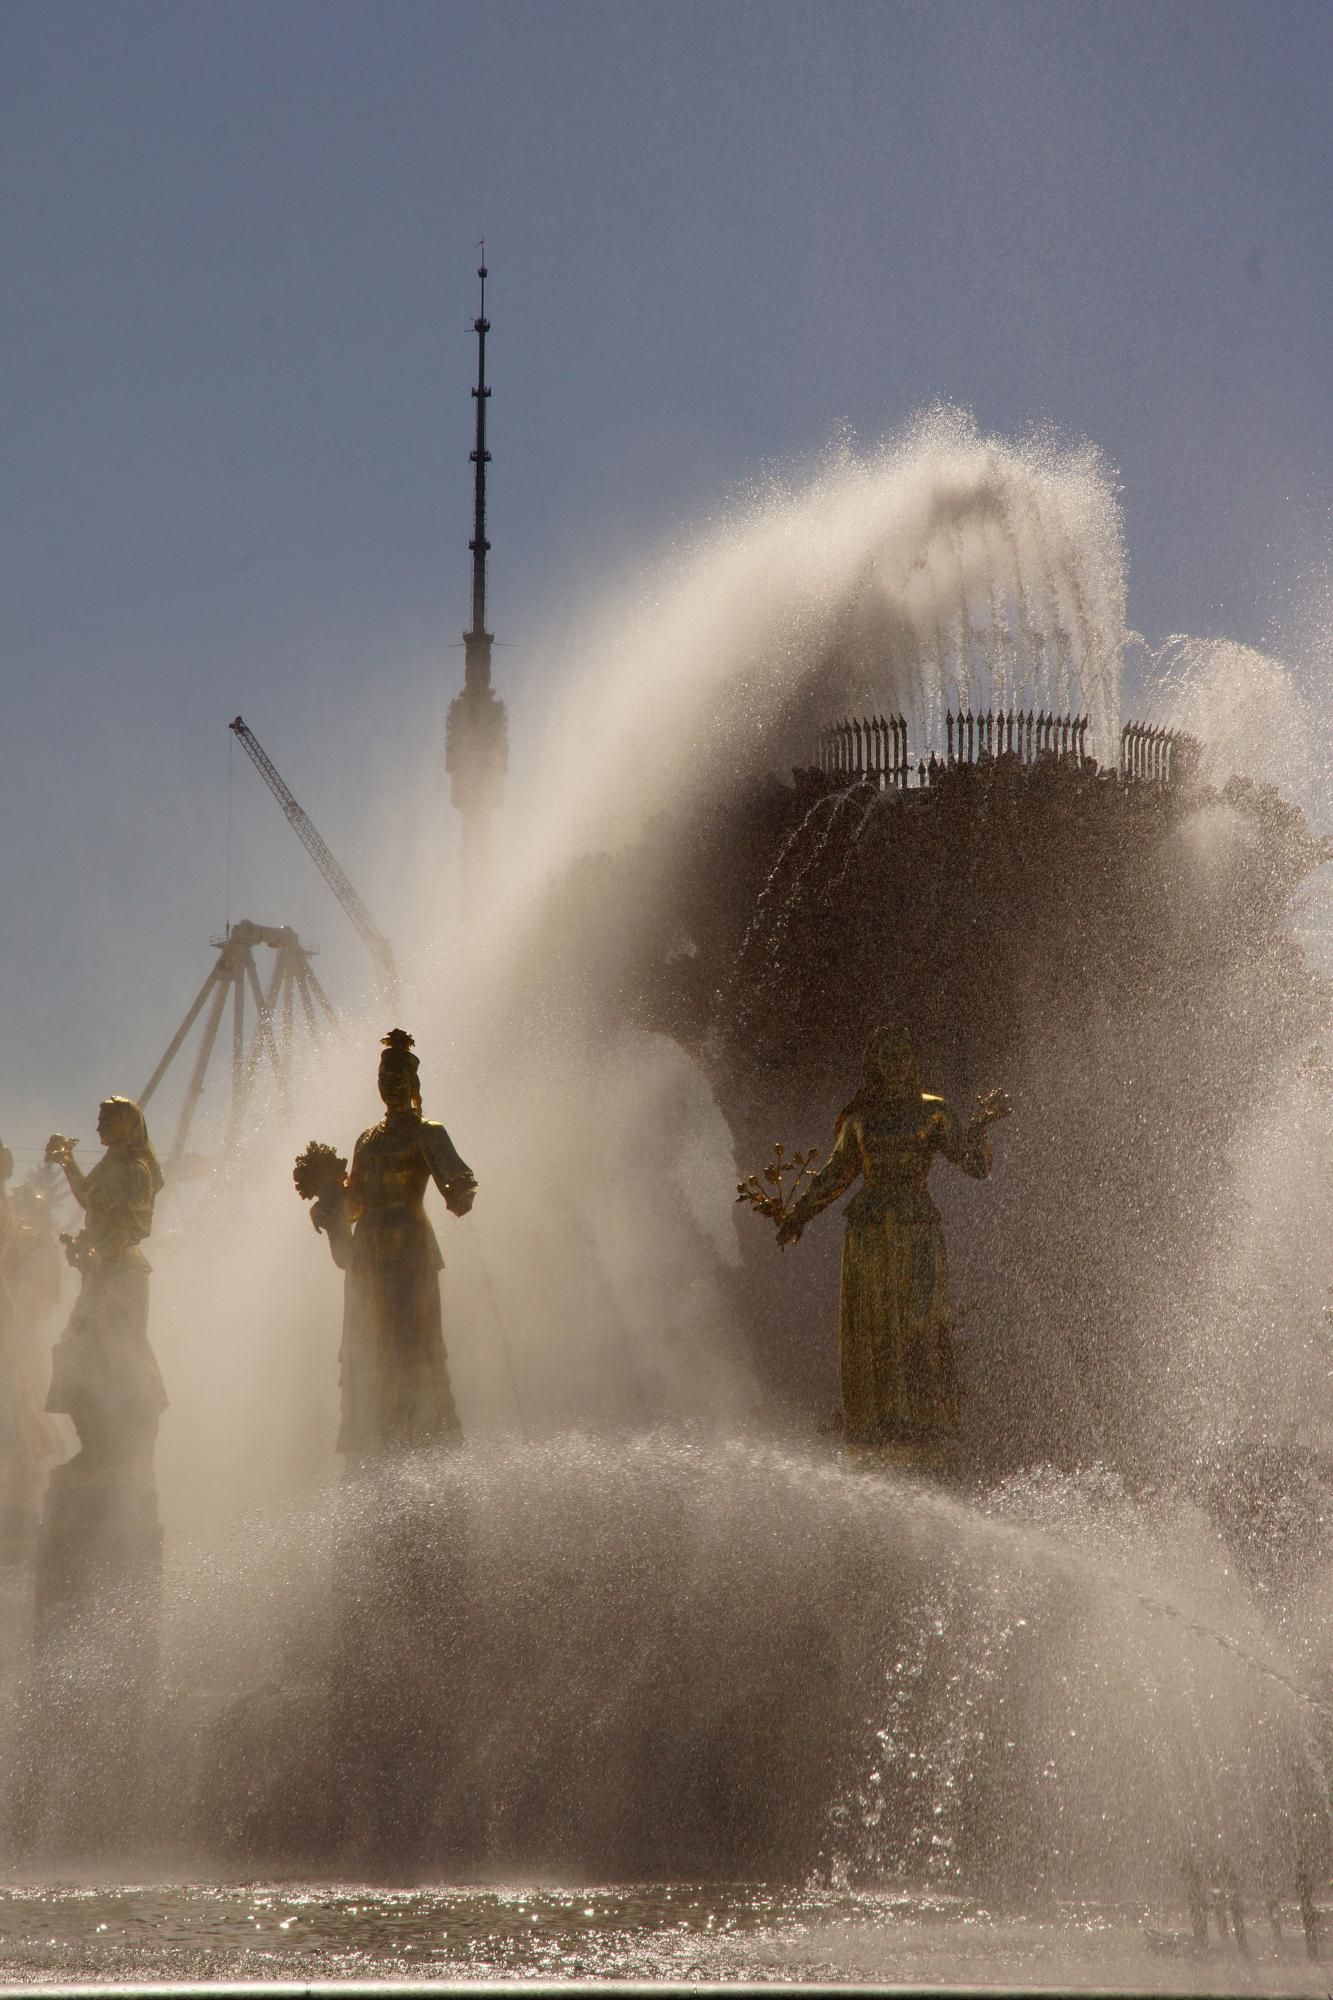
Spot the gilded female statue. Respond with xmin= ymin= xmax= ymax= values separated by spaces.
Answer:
xmin=296 ymin=1029 xmax=477 ymax=1460
xmin=776 ymin=1026 xmax=1009 ymax=1454
xmin=43 ymin=1098 xmax=168 ymax=1468
xmin=0 ymin=1141 xmax=56 ymax=1561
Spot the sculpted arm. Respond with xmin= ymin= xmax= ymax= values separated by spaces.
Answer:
xmin=936 ymin=1089 xmax=1010 ymax=1180
xmin=46 ymin=1142 xmax=91 ymax=1209
xmin=777 ymin=1115 xmax=861 ymax=1244
xmin=310 ymin=1148 xmax=359 ymax=1272
xmin=424 ymin=1123 xmax=477 ymax=1217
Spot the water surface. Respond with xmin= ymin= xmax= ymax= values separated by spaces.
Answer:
xmin=0 ymin=1882 xmax=1325 ymax=1992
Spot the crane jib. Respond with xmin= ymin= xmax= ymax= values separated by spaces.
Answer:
xmin=228 ymin=716 xmax=398 ymax=1005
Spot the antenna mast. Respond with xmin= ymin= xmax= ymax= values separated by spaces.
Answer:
xmin=469 ymin=259 xmax=491 ymax=650
xmin=445 ymin=254 xmax=508 ymax=905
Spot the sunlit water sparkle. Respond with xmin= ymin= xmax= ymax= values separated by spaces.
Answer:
xmin=3 ymin=421 xmax=1330 ymax=1992
xmin=0 ymin=1881 xmax=1328 ymax=1991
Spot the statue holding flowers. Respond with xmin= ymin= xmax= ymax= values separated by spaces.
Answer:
xmin=295 ymin=1030 xmax=477 ymax=1462
xmin=740 ymin=1027 xmax=1009 ymax=1457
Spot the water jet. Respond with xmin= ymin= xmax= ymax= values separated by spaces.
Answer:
xmin=2 ymin=419 xmax=1329 ymax=1989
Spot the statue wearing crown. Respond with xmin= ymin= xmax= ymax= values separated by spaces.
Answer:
xmin=295 ymin=1031 xmax=478 ymax=1461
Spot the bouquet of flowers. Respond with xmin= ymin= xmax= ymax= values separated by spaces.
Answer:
xmin=293 ymin=1140 xmax=348 ymax=1206
xmin=735 ymin=1139 xmax=819 ymax=1242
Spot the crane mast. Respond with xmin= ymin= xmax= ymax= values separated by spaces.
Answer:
xmin=229 ymin=715 xmax=399 ymax=1006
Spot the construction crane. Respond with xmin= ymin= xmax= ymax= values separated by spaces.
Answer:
xmin=229 ymin=715 xmax=399 ymax=1007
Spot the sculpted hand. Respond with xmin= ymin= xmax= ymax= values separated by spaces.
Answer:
xmin=59 ymin=1229 xmax=92 ymax=1270
xmin=445 ymin=1179 xmax=476 ymax=1217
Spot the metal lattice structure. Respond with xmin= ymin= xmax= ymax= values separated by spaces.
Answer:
xmin=139 ymin=919 xmax=335 ymax=1173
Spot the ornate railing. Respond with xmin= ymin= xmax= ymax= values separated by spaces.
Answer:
xmin=949 ymin=708 xmax=1088 ymax=765
xmin=814 ymin=710 xmax=1204 ymax=792
xmin=817 ymin=713 xmax=912 ymax=787
xmin=1119 ymin=721 xmax=1202 ymax=786
xmin=815 ymin=708 xmax=1091 ymax=790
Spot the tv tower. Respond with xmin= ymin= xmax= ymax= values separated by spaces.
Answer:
xmin=445 ymin=258 xmax=508 ymax=903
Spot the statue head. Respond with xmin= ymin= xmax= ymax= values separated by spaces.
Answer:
xmin=12 ymin=1183 xmax=44 ymax=1226
xmin=377 ymin=1028 xmax=422 ymax=1116
xmin=95 ymin=1096 xmax=166 ymax=1189
xmin=97 ymin=1097 xmax=146 ymax=1148
xmin=862 ymin=1025 xmax=922 ymax=1096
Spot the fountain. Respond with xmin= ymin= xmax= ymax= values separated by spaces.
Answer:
xmin=0 ymin=411 xmax=1329 ymax=1988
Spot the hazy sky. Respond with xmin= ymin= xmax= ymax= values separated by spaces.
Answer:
xmin=4 ymin=0 xmax=1332 ymax=1155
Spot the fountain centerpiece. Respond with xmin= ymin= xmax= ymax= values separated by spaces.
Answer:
xmin=1 ymin=420 xmax=1329 ymax=1988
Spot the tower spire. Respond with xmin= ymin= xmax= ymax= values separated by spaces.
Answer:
xmin=466 ymin=257 xmax=491 ymax=672
xmin=446 ymin=254 xmax=508 ymax=905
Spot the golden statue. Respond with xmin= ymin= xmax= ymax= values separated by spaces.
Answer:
xmin=295 ymin=1029 xmax=477 ymax=1461
xmin=43 ymin=1099 xmax=168 ymax=1467
xmin=761 ymin=1027 xmax=1009 ymax=1457
xmin=0 ymin=1142 xmax=57 ymax=1562
xmin=9 ymin=1180 xmax=63 ymax=1337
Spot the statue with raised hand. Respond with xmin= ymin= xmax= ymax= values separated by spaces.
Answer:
xmin=757 ymin=1027 xmax=1009 ymax=1458
xmin=43 ymin=1099 xmax=168 ymax=1469
xmin=295 ymin=1030 xmax=477 ymax=1462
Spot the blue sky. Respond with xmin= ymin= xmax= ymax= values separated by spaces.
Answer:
xmin=3 ymin=0 xmax=1331 ymax=1148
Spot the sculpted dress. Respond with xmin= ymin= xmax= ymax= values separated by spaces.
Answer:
xmin=335 ymin=1111 xmax=475 ymax=1457
xmin=45 ymin=1144 xmax=167 ymax=1451
xmin=788 ymin=1090 xmax=993 ymax=1444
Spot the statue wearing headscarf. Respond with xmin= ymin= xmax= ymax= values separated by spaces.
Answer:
xmin=44 ymin=1097 xmax=168 ymax=1465
xmin=777 ymin=1028 xmax=1009 ymax=1453
xmin=296 ymin=1030 xmax=477 ymax=1461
